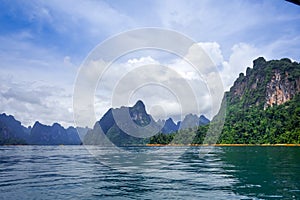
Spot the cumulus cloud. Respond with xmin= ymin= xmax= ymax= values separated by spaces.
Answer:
xmin=1 ymin=0 xmax=299 ymax=127
xmin=197 ymin=42 xmax=265 ymax=91
xmin=0 ymin=41 xmax=268 ymax=128
xmin=73 ymin=40 xmax=266 ymax=126
xmin=221 ymin=43 xmax=262 ymax=89
xmin=76 ymin=44 xmax=222 ymax=124
xmin=198 ymin=42 xmax=224 ymax=66
xmin=0 ymin=76 xmax=73 ymax=127
xmin=2 ymin=88 xmax=43 ymax=105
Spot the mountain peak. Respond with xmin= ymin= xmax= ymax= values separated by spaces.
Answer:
xmin=199 ymin=115 xmax=210 ymax=125
xmin=166 ymin=118 xmax=175 ymax=123
xmin=53 ymin=122 xmax=62 ymax=127
xmin=1 ymin=113 xmax=16 ymax=121
xmin=133 ymin=100 xmax=145 ymax=108
xmin=161 ymin=117 xmax=178 ymax=134
xmin=33 ymin=121 xmax=42 ymax=127
xmin=253 ymin=57 xmax=266 ymax=69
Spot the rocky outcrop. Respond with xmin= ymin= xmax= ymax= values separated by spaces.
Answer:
xmin=218 ymin=57 xmax=300 ymax=144
xmin=83 ymin=100 xmax=161 ymax=146
xmin=264 ymin=70 xmax=300 ymax=109
xmin=227 ymin=57 xmax=300 ymax=109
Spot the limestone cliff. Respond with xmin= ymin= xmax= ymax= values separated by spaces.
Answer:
xmin=218 ymin=57 xmax=300 ymax=144
xmin=265 ymin=69 xmax=300 ymax=109
xmin=226 ymin=57 xmax=300 ymax=109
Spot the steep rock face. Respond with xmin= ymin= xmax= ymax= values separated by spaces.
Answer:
xmin=129 ymin=100 xmax=151 ymax=126
xmin=98 ymin=108 xmax=115 ymax=134
xmin=66 ymin=126 xmax=84 ymax=144
xmin=265 ymin=70 xmax=300 ymax=109
xmin=218 ymin=57 xmax=300 ymax=144
xmin=229 ymin=57 xmax=266 ymax=101
xmin=227 ymin=57 xmax=300 ymax=109
xmin=0 ymin=113 xmax=29 ymax=144
xmin=96 ymin=100 xmax=152 ymax=136
xmin=30 ymin=122 xmax=60 ymax=145
xmin=84 ymin=100 xmax=159 ymax=146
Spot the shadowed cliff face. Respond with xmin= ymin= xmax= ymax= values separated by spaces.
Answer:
xmin=84 ymin=100 xmax=156 ymax=146
xmin=30 ymin=122 xmax=82 ymax=145
xmin=129 ymin=100 xmax=151 ymax=126
xmin=0 ymin=113 xmax=29 ymax=144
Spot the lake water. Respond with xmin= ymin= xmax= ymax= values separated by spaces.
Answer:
xmin=0 ymin=146 xmax=299 ymax=199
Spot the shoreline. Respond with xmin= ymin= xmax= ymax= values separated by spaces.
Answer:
xmin=146 ymin=143 xmax=300 ymax=147
xmin=2 ymin=144 xmax=300 ymax=147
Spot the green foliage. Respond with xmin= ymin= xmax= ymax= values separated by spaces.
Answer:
xmin=217 ymin=58 xmax=300 ymax=144
xmin=149 ymin=93 xmax=300 ymax=145
xmin=106 ymin=124 xmax=148 ymax=146
xmin=148 ymin=58 xmax=300 ymax=145
xmin=149 ymin=133 xmax=175 ymax=144
xmin=149 ymin=125 xmax=209 ymax=145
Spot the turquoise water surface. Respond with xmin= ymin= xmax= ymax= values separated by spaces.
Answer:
xmin=0 ymin=146 xmax=299 ymax=199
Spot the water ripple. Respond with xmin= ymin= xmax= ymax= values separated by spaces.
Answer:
xmin=0 ymin=146 xmax=299 ymax=199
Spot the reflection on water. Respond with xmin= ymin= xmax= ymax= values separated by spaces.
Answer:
xmin=0 ymin=146 xmax=299 ymax=199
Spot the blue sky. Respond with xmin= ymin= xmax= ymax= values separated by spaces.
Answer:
xmin=0 ymin=0 xmax=300 ymax=127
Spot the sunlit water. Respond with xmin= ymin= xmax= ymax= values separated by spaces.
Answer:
xmin=0 ymin=146 xmax=299 ymax=199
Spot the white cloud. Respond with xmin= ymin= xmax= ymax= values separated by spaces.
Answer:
xmin=0 ymin=76 xmax=73 ymax=127
xmin=74 ymin=41 xmax=266 ymax=125
xmin=1 ymin=0 xmax=299 ymax=127
xmin=221 ymin=43 xmax=263 ymax=90
xmin=126 ymin=56 xmax=159 ymax=66
xmin=198 ymin=42 xmax=224 ymax=66
xmin=86 ymin=48 xmax=219 ymax=123
xmin=196 ymin=42 xmax=265 ymax=91
xmin=0 ymin=40 xmax=273 ymax=127
xmin=38 ymin=0 xmax=135 ymax=38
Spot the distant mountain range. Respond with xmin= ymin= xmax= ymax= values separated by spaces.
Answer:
xmin=2 ymin=57 xmax=299 ymax=145
xmin=149 ymin=57 xmax=300 ymax=145
xmin=83 ymin=100 xmax=209 ymax=146
xmin=0 ymin=101 xmax=209 ymax=145
xmin=157 ymin=114 xmax=209 ymax=134
xmin=0 ymin=113 xmax=30 ymax=144
xmin=0 ymin=113 xmax=88 ymax=145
